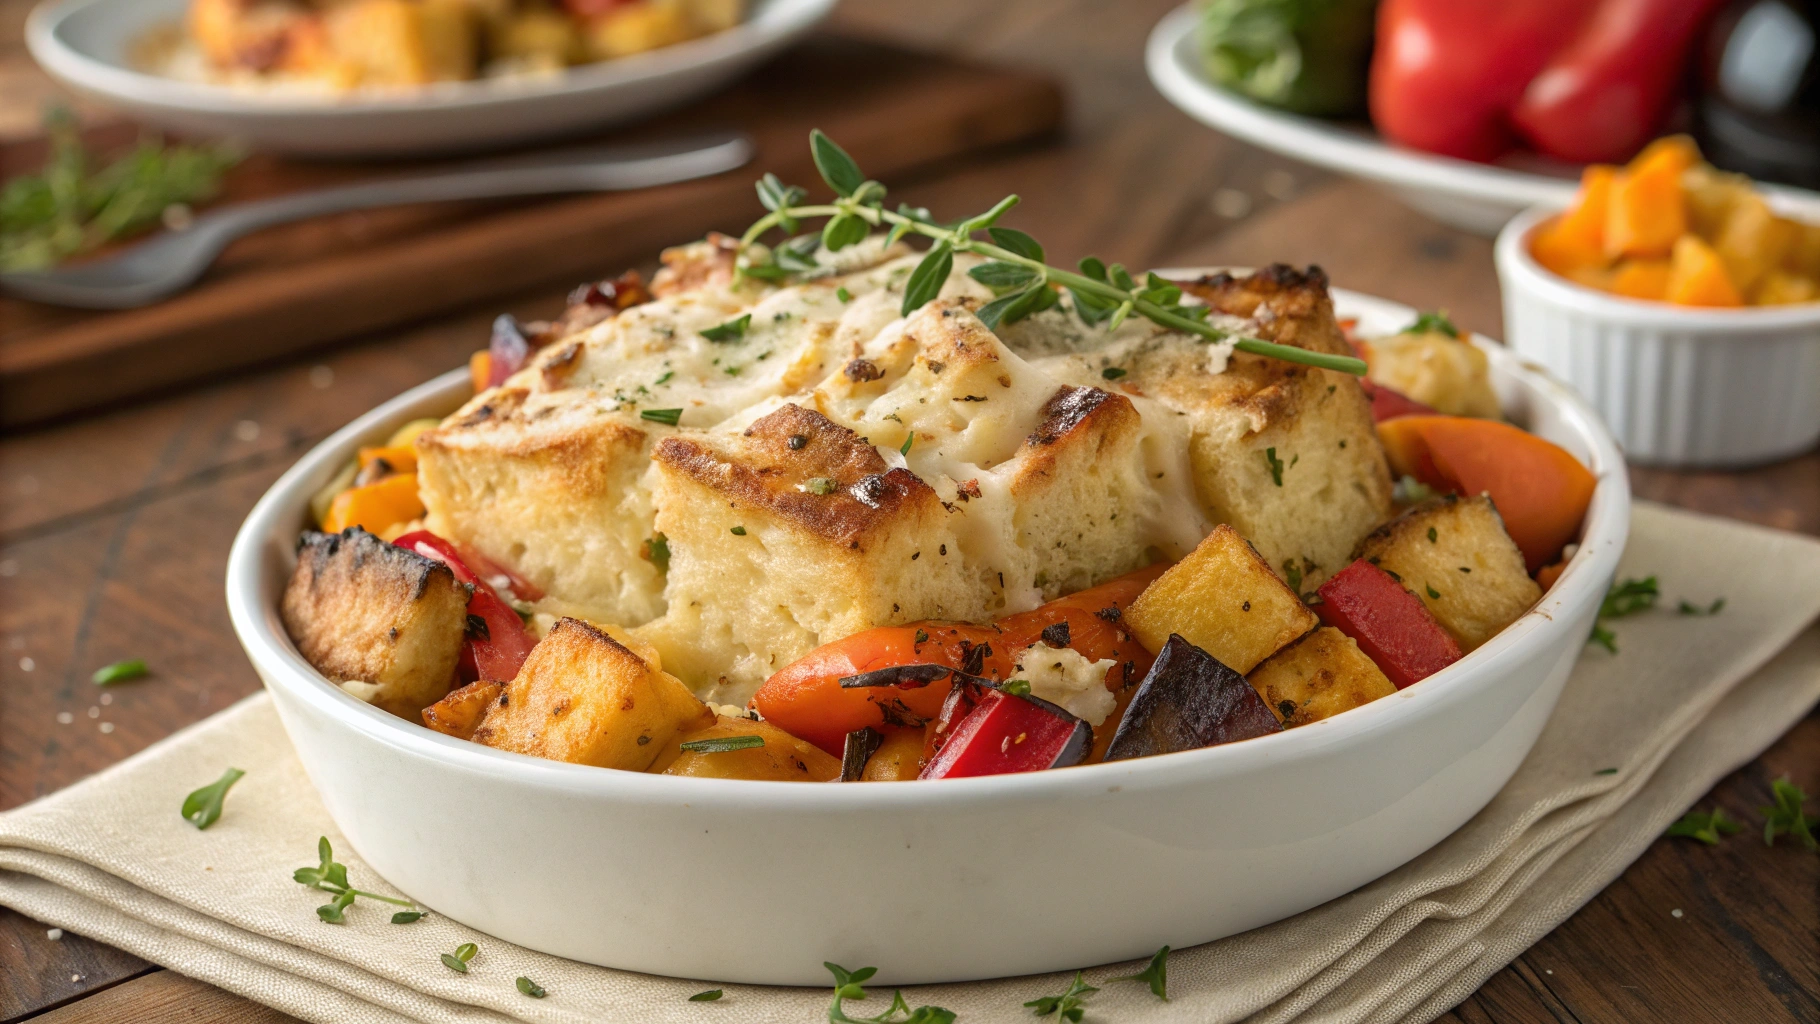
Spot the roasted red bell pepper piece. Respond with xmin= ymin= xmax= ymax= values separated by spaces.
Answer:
xmin=1510 ymin=0 xmax=1729 ymax=164
xmin=1370 ymin=0 xmax=1592 ymax=161
xmin=918 ymin=687 xmax=1092 ymax=780
xmin=393 ymin=530 xmax=537 ymax=682
xmin=1359 ymin=378 xmax=1438 ymax=422
xmin=1315 ymin=560 xmax=1461 ymax=689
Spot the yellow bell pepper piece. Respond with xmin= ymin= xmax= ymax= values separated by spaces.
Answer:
xmin=321 ymin=473 xmax=426 ymax=536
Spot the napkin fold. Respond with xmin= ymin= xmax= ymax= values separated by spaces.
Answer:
xmin=3 ymin=502 xmax=1818 ymax=1024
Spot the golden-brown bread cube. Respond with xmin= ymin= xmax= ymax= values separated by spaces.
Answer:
xmin=585 ymin=2 xmax=697 ymax=60
xmin=281 ymin=527 xmax=471 ymax=717
xmin=653 ymin=715 xmax=840 ymax=780
xmin=421 ymin=680 xmax=502 ymax=739
xmin=683 ymin=0 xmax=744 ymax=32
xmin=1247 ymin=626 xmax=1394 ymax=727
xmin=471 ymin=617 xmax=711 ymax=769
xmin=1355 ymin=495 xmax=1541 ymax=652
xmin=325 ymin=0 xmax=477 ymax=85
xmin=1365 ymin=330 xmax=1502 ymax=419
xmin=1125 ymin=524 xmax=1319 ymax=674
xmin=1164 ymin=267 xmax=1395 ymax=591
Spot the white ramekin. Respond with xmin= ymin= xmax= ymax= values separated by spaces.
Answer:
xmin=225 ymin=287 xmax=1629 ymax=985
xmin=1496 ymin=205 xmax=1820 ymax=468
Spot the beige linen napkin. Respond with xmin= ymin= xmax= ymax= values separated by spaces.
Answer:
xmin=3 ymin=501 xmax=1818 ymax=1024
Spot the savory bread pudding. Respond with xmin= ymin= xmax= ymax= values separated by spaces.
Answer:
xmin=280 ymin=135 xmax=1596 ymax=782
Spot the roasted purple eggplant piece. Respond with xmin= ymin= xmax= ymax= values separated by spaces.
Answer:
xmin=1103 ymin=633 xmax=1281 ymax=761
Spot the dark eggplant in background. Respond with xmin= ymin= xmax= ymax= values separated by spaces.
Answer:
xmin=1104 ymin=634 xmax=1282 ymax=762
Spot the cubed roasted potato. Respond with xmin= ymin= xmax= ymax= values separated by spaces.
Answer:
xmin=860 ymin=727 xmax=926 ymax=781
xmin=683 ymin=0 xmax=744 ymax=32
xmin=281 ymin=527 xmax=471 ymax=717
xmin=585 ymin=2 xmax=696 ymax=59
xmin=421 ymin=679 xmax=502 ymax=739
xmin=1365 ymin=330 xmax=1501 ymax=419
xmin=1125 ymin=524 xmax=1318 ymax=674
xmin=471 ymin=617 xmax=711 ymax=769
xmin=654 ymin=715 xmax=841 ymax=781
xmin=1355 ymin=495 xmax=1541 ymax=652
xmin=1248 ymin=626 xmax=1394 ymax=727
xmin=487 ymin=9 xmax=582 ymax=68
xmin=325 ymin=0 xmax=477 ymax=85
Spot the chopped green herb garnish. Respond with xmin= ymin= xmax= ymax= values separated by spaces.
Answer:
xmin=1393 ymin=474 xmax=1436 ymax=504
xmin=724 ymin=365 xmax=741 ymax=376
xmin=293 ymin=836 xmax=416 ymax=923
xmin=1666 ymin=807 xmax=1742 ymax=846
xmin=92 ymin=659 xmax=148 ymax=685
xmin=680 ymin=735 xmax=766 ymax=753
xmin=517 ymin=976 xmax=547 ymax=998
xmin=1601 ymin=576 xmax=1659 ymax=618
xmin=1426 ymin=585 xmax=1441 ymax=600
xmin=803 ymin=477 xmax=839 ymax=495
xmin=181 ymin=767 xmax=244 ymax=830
xmin=1589 ymin=624 xmax=1617 ymax=653
xmin=824 ymin=962 xmax=954 ymax=1024
xmin=836 ymin=286 xmax=853 ymax=303
xmin=690 ymin=989 xmax=723 ymax=1002
xmin=730 ymin=525 xmax=747 ymax=536
xmin=1403 ymin=310 xmax=1459 ymax=338
xmin=1025 ymin=972 xmax=1097 ymax=1022
xmin=1111 ymin=945 xmax=1170 ymax=1001
xmin=641 ymin=408 xmax=684 ymax=426
xmin=654 ymin=370 xmax=675 ymax=386
xmin=1101 ymin=367 xmax=1127 ymax=380
xmin=1264 ymin=446 xmax=1284 ymax=486
xmin=1678 ymin=597 xmax=1726 ymax=616
xmin=1595 ymin=768 xmax=1618 ymax=776
xmin=1761 ymin=776 xmax=1816 ymax=851
xmin=701 ymin=314 xmax=752 ymax=342
xmin=644 ymin=534 xmax=671 ymax=573
xmin=913 ymin=628 xmax=929 ymax=644
xmin=900 ymin=433 xmax=914 ymax=456
xmin=441 ymin=942 xmax=478 ymax=973
xmin=1282 ymin=560 xmax=1302 ymax=592
xmin=1003 ymin=679 xmax=1032 ymax=696
xmin=1426 ymin=527 xmax=1438 ymax=544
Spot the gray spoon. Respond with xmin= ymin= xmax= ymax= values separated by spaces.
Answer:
xmin=0 ymin=131 xmax=754 ymax=310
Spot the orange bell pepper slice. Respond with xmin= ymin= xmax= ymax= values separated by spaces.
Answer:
xmin=357 ymin=443 xmax=419 ymax=475
xmin=1665 ymin=235 xmax=1743 ymax=307
xmin=320 ymin=473 xmax=426 ymax=537
xmin=1377 ymin=416 xmax=1596 ymax=574
xmin=1608 ymin=259 xmax=1672 ymax=302
xmin=1530 ymin=165 xmax=1615 ymax=277
xmin=1605 ymin=141 xmax=1689 ymax=261
xmin=468 ymin=351 xmax=492 ymax=394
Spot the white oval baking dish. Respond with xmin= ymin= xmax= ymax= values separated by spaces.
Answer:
xmin=225 ymin=286 xmax=1629 ymax=985
xmin=1497 ymin=205 xmax=1820 ymax=468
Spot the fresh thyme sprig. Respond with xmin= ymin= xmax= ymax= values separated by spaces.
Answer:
xmin=737 ymin=131 xmax=1366 ymax=377
xmin=1111 ymin=945 xmax=1170 ymax=1000
xmin=180 ymin=767 xmax=244 ymax=830
xmin=824 ymin=963 xmax=954 ymax=1024
xmin=1025 ymin=972 xmax=1097 ymax=1022
xmin=293 ymin=836 xmax=417 ymax=923
xmin=1762 ymin=776 xmax=1817 ymax=851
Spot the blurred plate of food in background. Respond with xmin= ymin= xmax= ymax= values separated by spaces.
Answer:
xmin=26 ymin=0 xmax=835 ymax=157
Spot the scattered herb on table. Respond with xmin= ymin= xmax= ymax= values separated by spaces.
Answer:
xmin=689 ymin=989 xmax=723 ymax=1002
xmin=92 ymin=659 xmax=148 ymax=685
xmin=1 ymin=108 xmax=242 ymax=273
xmin=180 ymin=768 xmax=245 ymax=830
xmin=1761 ymin=777 xmax=1817 ymax=851
xmin=1111 ymin=945 xmax=1170 ymax=1001
xmin=680 ymin=735 xmax=766 ymax=754
xmin=517 ymin=976 xmax=547 ymax=998
xmin=1594 ymin=768 xmax=1618 ymax=776
xmin=1666 ymin=807 xmax=1742 ymax=846
xmin=1587 ymin=576 xmax=1660 ymax=652
xmin=391 ymin=911 xmax=424 ymax=924
xmin=701 ymin=314 xmax=752 ymax=342
xmin=736 ymin=132 xmax=1365 ymax=377
xmin=1025 ymin=971 xmax=1097 ymax=1022
xmin=293 ymin=837 xmax=416 ymax=923
xmin=441 ymin=942 xmax=478 ymax=973
xmin=823 ymin=963 xmax=954 ymax=1024
xmin=1678 ymin=598 xmax=1726 ymax=616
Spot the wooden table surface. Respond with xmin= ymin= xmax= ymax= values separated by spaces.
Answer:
xmin=1 ymin=1 xmax=1815 ymax=1021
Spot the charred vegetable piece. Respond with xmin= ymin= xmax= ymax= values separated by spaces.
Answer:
xmin=393 ymin=530 xmax=537 ymax=683
xmin=1314 ymin=560 xmax=1462 ymax=689
xmin=1103 ymin=634 xmax=1281 ymax=761
xmin=840 ymin=727 xmax=885 ymax=782
xmin=918 ymin=687 xmax=1092 ymax=780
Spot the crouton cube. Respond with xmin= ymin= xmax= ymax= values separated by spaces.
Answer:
xmin=471 ymin=617 xmax=711 ymax=769
xmin=653 ymin=715 xmax=841 ymax=781
xmin=281 ymin=527 xmax=470 ymax=717
xmin=1355 ymin=495 xmax=1541 ymax=652
xmin=585 ymin=2 xmax=696 ymax=59
xmin=1125 ymin=524 xmax=1318 ymax=674
xmin=1365 ymin=330 xmax=1501 ymax=419
xmin=326 ymin=0 xmax=476 ymax=86
xmin=1248 ymin=626 xmax=1394 ymax=727
xmin=422 ymin=680 xmax=502 ymax=740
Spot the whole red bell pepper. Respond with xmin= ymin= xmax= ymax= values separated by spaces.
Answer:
xmin=1510 ymin=0 xmax=1730 ymax=164
xmin=393 ymin=530 xmax=538 ymax=683
xmin=1370 ymin=0 xmax=1594 ymax=162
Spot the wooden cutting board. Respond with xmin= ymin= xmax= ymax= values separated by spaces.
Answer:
xmin=0 ymin=36 xmax=1063 ymax=429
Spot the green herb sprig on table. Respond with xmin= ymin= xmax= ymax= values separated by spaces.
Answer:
xmin=1761 ymin=776 xmax=1817 ymax=851
xmin=517 ymin=976 xmax=548 ymax=997
xmin=180 ymin=767 xmax=244 ymax=830
xmin=442 ymin=942 xmax=478 ymax=973
xmin=824 ymin=963 xmax=954 ymax=1024
xmin=1025 ymin=972 xmax=1097 ymax=1022
xmin=1665 ymin=807 xmax=1742 ymax=846
xmin=1111 ymin=945 xmax=1170 ymax=1001
xmin=293 ymin=836 xmax=417 ymax=923
xmin=1 ymin=108 xmax=241 ymax=272
xmin=92 ymin=658 xmax=148 ymax=685
xmin=735 ymin=132 xmax=1365 ymax=377
xmin=1587 ymin=576 xmax=1659 ymax=653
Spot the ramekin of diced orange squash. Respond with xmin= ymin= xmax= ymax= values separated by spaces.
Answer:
xmin=1494 ymin=137 xmax=1820 ymax=469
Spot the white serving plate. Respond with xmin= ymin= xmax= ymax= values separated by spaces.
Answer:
xmin=225 ymin=284 xmax=1629 ymax=985
xmin=26 ymin=0 xmax=835 ymax=157
xmin=1146 ymin=3 xmax=1818 ymax=238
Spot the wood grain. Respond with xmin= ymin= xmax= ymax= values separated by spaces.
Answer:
xmin=0 ymin=36 xmax=1064 ymax=427
xmin=22 ymin=969 xmax=294 ymax=1024
xmin=1 ymin=0 xmax=1816 ymax=1020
